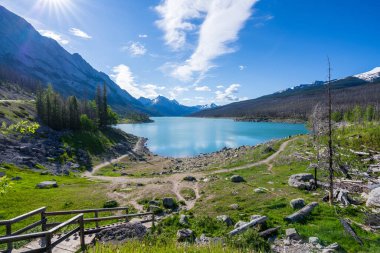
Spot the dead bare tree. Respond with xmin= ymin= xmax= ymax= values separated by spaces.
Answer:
xmin=327 ymin=57 xmax=334 ymax=205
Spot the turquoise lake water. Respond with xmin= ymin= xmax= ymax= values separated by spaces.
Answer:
xmin=116 ymin=117 xmax=308 ymax=157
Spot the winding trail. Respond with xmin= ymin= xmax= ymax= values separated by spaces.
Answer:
xmin=84 ymin=138 xmax=292 ymax=210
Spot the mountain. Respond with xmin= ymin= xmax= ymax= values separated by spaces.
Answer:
xmin=0 ymin=5 xmax=148 ymax=115
xmin=138 ymin=96 xmax=218 ymax=116
xmin=193 ymin=69 xmax=380 ymax=121
xmin=354 ymin=67 xmax=380 ymax=82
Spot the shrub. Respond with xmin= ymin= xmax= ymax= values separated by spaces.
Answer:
xmin=103 ymin=200 xmax=119 ymax=208
xmin=227 ymin=229 xmax=269 ymax=252
xmin=80 ymin=114 xmax=96 ymax=131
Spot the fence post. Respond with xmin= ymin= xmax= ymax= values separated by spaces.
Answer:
xmin=125 ymin=207 xmax=129 ymax=222
xmin=94 ymin=211 xmax=99 ymax=228
xmin=5 ymin=223 xmax=12 ymax=252
xmin=45 ymin=232 xmax=52 ymax=253
xmin=79 ymin=215 xmax=85 ymax=251
xmin=41 ymin=208 xmax=47 ymax=231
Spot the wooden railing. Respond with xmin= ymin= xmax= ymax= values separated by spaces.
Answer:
xmin=0 ymin=207 xmax=154 ymax=253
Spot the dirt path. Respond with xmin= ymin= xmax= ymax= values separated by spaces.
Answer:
xmin=84 ymin=138 xmax=293 ymax=210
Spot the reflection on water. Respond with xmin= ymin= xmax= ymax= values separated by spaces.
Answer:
xmin=116 ymin=117 xmax=308 ymax=157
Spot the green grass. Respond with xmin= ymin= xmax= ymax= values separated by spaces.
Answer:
xmin=180 ymin=188 xmax=196 ymax=200
xmin=0 ymin=100 xmax=36 ymax=128
xmin=89 ymin=241 xmax=257 ymax=253
xmin=0 ymin=164 xmax=110 ymax=235
xmin=191 ymin=136 xmax=380 ymax=253
xmin=61 ymin=127 xmax=137 ymax=165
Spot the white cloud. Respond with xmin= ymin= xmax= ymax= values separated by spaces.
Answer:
xmin=122 ymin=42 xmax=147 ymax=56
xmin=239 ymin=65 xmax=245 ymax=70
xmin=216 ymin=85 xmax=224 ymax=89
xmin=156 ymin=0 xmax=258 ymax=81
xmin=138 ymin=34 xmax=148 ymax=38
xmin=69 ymin=28 xmax=92 ymax=39
xmin=168 ymin=86 xmax=189 ymax=99
xmin=38 ymin=30 xmax=69 ymax=45
xmin=194 ymin=85 xmax=211 ymax=92
xmin=215 ymin=83 xmax=241 ymax=102
xmin=111 ymin=64 xmax=164 ymax=99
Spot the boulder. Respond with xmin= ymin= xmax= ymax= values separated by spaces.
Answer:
xmin=148 ymin=200 xmax=160 ymax=206
xmin=217 ymin=215 xmax=233 ymax=226
xmin=163 ymin=197 xmax=175 ymax=208
xmin=229 ymin=204 xmax=239 ymax=210
xmin=179 ymin=214 xmax=189 ymax=226
xmin=36 ymin=181 xmax=58 ymax=189
xmin=177 ymin=229 xmax=194 ymax=242
xmin=288 ymin=173 xmax=314 ymax=190
xmin=366 ymin=187 xmax=380 ymax=208
xmin=0 ymin=171 xmax=5 ymax=177
xmin=95 ymin=222 xmax=146 ymax=242
xmin=309 ymin=236 xmax=320 ymax=245
xmin=183 ymin=176 xmax=197 ymax=182
xmin=285 ymin=228 xmax=301 ymax=240
xmin=11 ymin=176 xmax=22 ymax=181
xmin=250 ymin=215 xmax=262 ymax=220
xmin=254 ymin=187 xmax=268 ymax=193
xmin=230 ymin=175 xmax=245 ymax=183
xmin=195 ymin=234 xmax=222 ymax=245
xmin=290 ymin=198 xmax=306 ymax=209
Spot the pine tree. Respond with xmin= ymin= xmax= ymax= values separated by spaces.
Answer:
xmin=102 ymin=83 xmax=108 ymax=126
xmin=96 ymin=84 xmax=103 ymax=127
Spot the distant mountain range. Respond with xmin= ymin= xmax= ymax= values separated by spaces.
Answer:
xmin=0 ymin=5 xmax=151 ymax=115
xmin=138 ymin=96 xmax=218 ymax=116
xmin=193 ymin=68 xmax=380 ymax=120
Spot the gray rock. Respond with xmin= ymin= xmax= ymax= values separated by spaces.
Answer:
xmin=177 ymin=229 xmax=194 ymax=242
xmin=148 ymin=200 xmax=160 ymax=206
xmin=217 ymin=215 xmax=233 ymax=226
xmin=325 ymin=242 xmax=339 ymax=250
xmin=234 ymin=220 xmax=248 ymax=229
xmin=183 ymin=176 xmax=197 ymax=182
xmin=36 ymin=181 xmax=58 ymax=189
xmin=195 ymin=234 xmax=223 ymax=245
xmin=250 ymin=215 xmax=262 ymax=220
xmin=254 ymin=187 xmax=268 ymax=193
xmin=366 ymin=187 xmax=380 ymax=208
xmin=163 ymin=197 xmax=175 ymax=208
xmin=96 ymin=222 xmax=146 ymax=242
xmin=230 ymin=175 xmax=245 ymax=183
xmin=229 ymin=203 xmax=239 ymax=210
xmin=290 ymin=198 xmax=306 ymax=209
xmin=309 ymin=236 xmax=320 ymax=245
xmin=285 ymin=228 xmax=301 ymax=240
xmin=179 ymin=214 xmax=189 ymax=225
xmin=11 ymin=176 xmax=22 ymax=181
xmin=288 ymin=173 xmax=314 ymax=190
xmin=0 ymin=171 xmax=5 ymax=177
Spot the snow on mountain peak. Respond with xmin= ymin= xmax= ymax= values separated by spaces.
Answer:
xmin=354 ymin=67 xmax=380 ymax=82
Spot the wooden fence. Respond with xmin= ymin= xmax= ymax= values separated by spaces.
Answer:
xmin=0 ymin=207 xmax=154 ymax=253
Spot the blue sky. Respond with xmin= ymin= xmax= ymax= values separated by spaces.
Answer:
xmin=1 ymin=0 xmax=379 ymax=105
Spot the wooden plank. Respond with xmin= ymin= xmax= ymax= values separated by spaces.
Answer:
xmin=12 ymin=220 xmax=45 ymax=236
xmin=0 ymin=207 xmax=46 ymax=225
xmin=51 ymin=228 xmax=80 ymax=247
xmin=45 ymin=207 xmax=129 ymax=216
xmin=49 ymin=215 xmax=82 ymax=233
xmin=84 ymin=212 xmax=153 ymax=223
xmin=0 ymin=231 xmax=47 ymax=243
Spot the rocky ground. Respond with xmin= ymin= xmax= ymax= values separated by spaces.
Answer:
xmin=0 ymin=126 xmax=138 ymax=175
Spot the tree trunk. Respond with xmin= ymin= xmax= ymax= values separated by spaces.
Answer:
xmin=228 ymin=216 xmax=267 ymax=236
xmin=340 ymin=218 xmax=363 ymax=245
xmin=284 ymin=202 xmax=318 ymax=222
xmin=259 ymin=226 xmax=280 ymax=238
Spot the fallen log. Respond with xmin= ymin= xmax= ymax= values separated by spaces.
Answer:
xmin=284 ymin=202 xmax=318 ymax=222
xmin=259 ymin=226 xmax=280 ymax=238
xmin=228 ymin=216 xmax=267 ymax=236
xmin=340 ymin=218 xmax=363 ymax=245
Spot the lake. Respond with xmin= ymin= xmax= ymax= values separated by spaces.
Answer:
xmin=116 ymin=117 xmax=308 ymax=157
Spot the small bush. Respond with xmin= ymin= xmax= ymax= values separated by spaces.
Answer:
xmin=227 ymin=229 xmax=269 ymax=252
xmin=103 ymin=200 xmax=119 ymax=208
